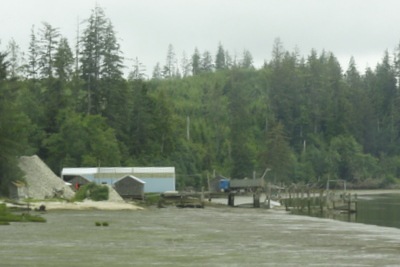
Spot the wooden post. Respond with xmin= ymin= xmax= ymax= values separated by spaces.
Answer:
xmin=319 ymin=190 xmax=324 ymax=213
xmin=354 ymin=193 xmax=358 ymax=213
xmin=200 ymin=187 xmax=205 ymax=207
xmin=253 ymin=192 xmax=260 ymax=208
xmin=228 ymin=193 xmax=235 ymax=207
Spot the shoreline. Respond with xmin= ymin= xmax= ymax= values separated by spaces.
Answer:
xmin=40 ymin=200 xmax=145 ymax=211
xmin=4 ymin=189 xmax=400 ymax=211
xmin=4 ymin=200 xmax=144 ymax=211
xmin=346 ymin=189 xmax=400 ymax=196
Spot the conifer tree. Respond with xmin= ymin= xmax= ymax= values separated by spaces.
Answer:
xmin=39 ymin=22 xmax=60 ymax=78
xmin=180 ymin=51 xmax=191 ymax=77
xmin=0 ymin=51 xmax=30 ymax=194
xmin=80 ymin=5 xmax=123 ymax=114
xmin=191 ymin=48 xmax=201 ymax=75
xmin=7 ymin=39 xmax=23 ymax=79
xmin=26 ymin=25 xmax=40 ymax=79
xmin=54 ymin=37 xmax=74 ymax=81
xmin=163 ymin=44 xmax=176 ymax=78
xmin=215 ymin=43 xmax=226 ymax=70
xmin=200 ymin=50 xmax=213 ymax=72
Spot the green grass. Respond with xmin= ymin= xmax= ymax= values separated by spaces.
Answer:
xmin=143 ymin=193 xmax=161 ymax=206
xmin=0 ymin=203 xmax=46 ymax=225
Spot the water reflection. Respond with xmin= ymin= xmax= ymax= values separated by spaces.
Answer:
xmin=356 ymin=194 xmax=400 ymax=229
xmin=295 ymin=193 xmax=400 ymax=229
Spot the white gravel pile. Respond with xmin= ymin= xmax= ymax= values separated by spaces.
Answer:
xmin=18 ymin=155 xmax=75 ymax=200
xmin=107 ymin=185 xmax=124 ymax=202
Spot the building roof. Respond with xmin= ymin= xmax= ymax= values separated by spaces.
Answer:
xmin=115 ymin=175 xmax=146 ymax=184
xmin=61 ymin=167 xmax=175 ymax=176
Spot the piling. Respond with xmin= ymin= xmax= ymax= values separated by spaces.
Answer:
xmin=228 ymin=193 xmax=235 ymax=207
xmin=253 ymin=192 xmax=260 ymax=208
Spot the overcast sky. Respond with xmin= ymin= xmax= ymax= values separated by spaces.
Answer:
xmin=2 ymin=0 xmax=400 ymax=77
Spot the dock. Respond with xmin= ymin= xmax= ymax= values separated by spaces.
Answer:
xmin=159 ymin=178 xmax=358 ymax=215
xmin=281 ymin=184 xmax=358 ymax=215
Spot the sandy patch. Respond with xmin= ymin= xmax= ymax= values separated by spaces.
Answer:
xmin=32 ymin=200 xmax=144 ymax=211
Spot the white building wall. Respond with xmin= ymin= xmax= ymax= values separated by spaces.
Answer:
xmin=61 ymin=167 xmax=175 ymax=193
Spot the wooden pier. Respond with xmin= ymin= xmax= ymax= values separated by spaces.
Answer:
xmin=159 ymin=190 xmax=205 ymax=208
xmin=281 ymin=185 xmax=358 ymax=215
xmin=159 ymin=178 xmax=357 ymax=214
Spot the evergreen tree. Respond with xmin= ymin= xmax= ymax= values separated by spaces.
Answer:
xmin=191 ymin=48 xmax=200 ymax=75
xmin=129 ymin=80 xmax=154 ymax=158
xmin=240 ymin=49 xmax=254 ymax=69
xmin=200 ymin=50 xmax=213 ymax=72
xmin=80 ymin=5 xmax=123 ymax=114
xmin=26 ymin=25 xmax=40 ymax=79
xmin=45 ymin=112 xmax=121 ymax=171
xmin=54 ymin=37 xmax=74 ymax=81
xmin=163 ymin=44 xmax=176 ymax=78
xmin=101 ymin=20 xmax=124 ymax=80
xmin=38 ymin=22 xmax=60 ymax=78
xmin=180 ymin=51 xmax=191 ymax=77
xmin=227 ymin=70 xmax=254 ymax=178
xmin=372 ymin=51 xmax=398 ymax=155
xmin=129 ymin=57 xmax=146 ymax=80
xmin=80 ymin=5 xmax=107 ymax=114
xmin=6 ymin=39 xmax=24 ymax=79
xmin=152 ymin=62 xmax=162 ymax=79
xmin=261 ymin=122 xmax=294 ymax=183
xmin=225 ymin=50 xmax=234 ymax=69
xmin=215 ymin=43 xmax=226 ymax=70
xmin=0 ymin=51 xmax=31 ymax=194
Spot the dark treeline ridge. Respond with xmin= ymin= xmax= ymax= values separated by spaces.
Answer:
xmin=1 ymin=6 xmax=400 ymax=194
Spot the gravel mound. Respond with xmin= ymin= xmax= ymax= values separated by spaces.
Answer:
xmin=107 ymin=185 xmax=125 ymax=202
xmin=18 ymin=155 xmax=75 ymax=200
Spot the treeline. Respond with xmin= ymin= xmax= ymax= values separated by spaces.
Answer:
xmin=1 ymin=6 xmax=400 ymax=194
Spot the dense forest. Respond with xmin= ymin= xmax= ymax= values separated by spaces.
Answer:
xmin=1 ymin=6 xmax=400 ymax=195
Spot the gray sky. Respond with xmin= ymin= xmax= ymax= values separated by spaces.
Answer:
xmin=2 ymin=0 xmax=400 ymax=77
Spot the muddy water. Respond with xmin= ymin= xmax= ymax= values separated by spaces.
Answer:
xmin=1 ymin=207 xmax=400 ymax=266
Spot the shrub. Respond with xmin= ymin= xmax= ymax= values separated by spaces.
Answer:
xmin=90 ymin=185 xmax=109 ymax=201
xmin=74 ymin=183 xmax=109 ymax=201
xmin=144 ymin=193 xmax=161 ymax=206
xmin=95 ymin=221 xmax=109 ymax=226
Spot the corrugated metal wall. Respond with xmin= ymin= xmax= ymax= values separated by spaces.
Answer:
xmin=62 ymin=167 xmax=175 ymax=193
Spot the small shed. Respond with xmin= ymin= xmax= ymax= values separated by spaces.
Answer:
xmin=61 ymin=167 xmax=175 ymax=193
xmin=9 ymin=181 xmax=27 ymax=200
xmin=113 ymin=175 xmax=145 ymax=200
